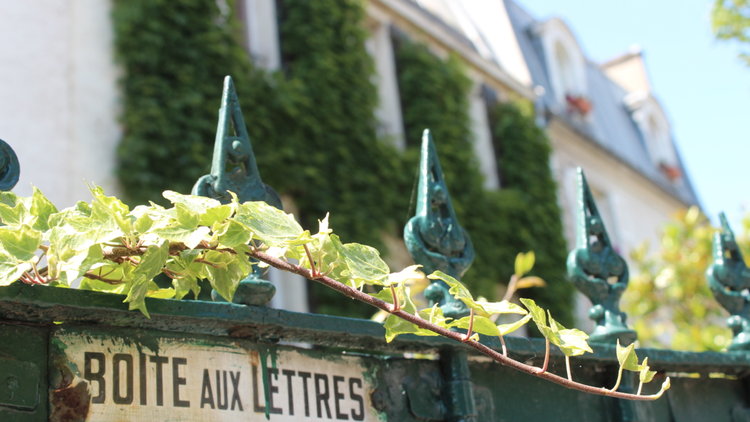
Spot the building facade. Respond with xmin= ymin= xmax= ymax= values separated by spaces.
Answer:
xmin=0 ymin=0 xmax=698 ymax=326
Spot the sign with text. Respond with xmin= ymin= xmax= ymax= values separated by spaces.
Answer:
xmin=51 ymin=328 xmax=382 ymax=421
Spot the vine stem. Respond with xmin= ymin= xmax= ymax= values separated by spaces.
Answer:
xmin=565 ymin=355 xmax=572 ymax=381
xmin=303 ymin=244 xmax=319 ymax=278
xmin=389 ymin=284 xmax=400 ymax=312
xmin=462 ymin=308 xmax=475 ymax=342
xmin=498 ymin=333 xmax=507 ymax=357
xmin=539 ymin=338 xmax=550 ymax=373
xmin=249 ymin=250 xmax=662 ymax=401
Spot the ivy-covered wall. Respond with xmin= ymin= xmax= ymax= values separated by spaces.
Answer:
xmin=112 ymin=0 xmax=572 ymax=325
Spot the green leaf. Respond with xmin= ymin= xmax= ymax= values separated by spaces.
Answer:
xmin=88 ymin=183 xmax=133 ymax=234
xmin=217 ymin=220 xmax=252 ymax=247
xmin=616 ymin=339 xmax=640 ymax=372
xmin=163 ymin=191 xmax=222 ymax=214
xmin=0 ymin=201 xmax=31 ymax=228
xmin=234 ymin=201 xmax=304 ymax=247
xmin=475 ymin=300 xmax=527 ymax=317
xmin=175 ymin=203 xmax=200 ymax=229
xmin=199 ymin=204 xmax=233 ymax=227
xmin=452 ymin=315 xmax=500 ymax=337
xmin=556 ymin=328 xmax=593 ymax=356
xmin=133 ymin=242 xmax=170 ymax=279
xmin=153 ymin=226 xmax=210 ymax=249
xmin=515 ymin=276 xmax=546 ymax=290
xmin=30 ymin=186 xmax=58 ymax=231
xmin=429 ymin=271 xmax=526 ymax=316
xmin=382 ymin=286 xmax=436 ymax=342
xmin=134 ymin=213 xmax=154 ymax=234
xmin=520 ymin=298 xmax=547 ymax=333
xmin=0 ymin=225 xmax=42 ymax=262
xmin=515 ymin=251 xmax=535 ymax=278
xmin=497 ymin=314 xmax=532 ymax=336
xmin=124 ymin=243 xmax=170 ymax=317
xmin=639 ymin=358 xmax=656 ymax=384
xmin=203 ymin=250 xmax=248 ymax=302
xmin=148 ymin=288 xmax=176 ymax=299
xmin=0 ymin=254 xmax=31 ymax=286
xmin=339 ymin=243 xmax=390 ymax=286
xmin=418 ymin=304 xmax=451 ymax=328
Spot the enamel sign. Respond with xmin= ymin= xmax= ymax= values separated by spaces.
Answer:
xmin=51 ymin=328 xmax=382 ymax=421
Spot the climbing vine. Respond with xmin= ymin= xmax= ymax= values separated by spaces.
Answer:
xmin=0 ymin=186 xmax=670 ymax=400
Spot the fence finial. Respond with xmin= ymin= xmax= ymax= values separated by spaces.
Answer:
xmin=193 ymin=76 xmax=280 ymax=305
xmin=707 ymin=213 xmax=750 ymax=351
xmin=0 ymin=139 xmax=19 ymax=192
xmin=567 ymin=168 xmax=636 ymax=345
xmin=404 ymin=129 xmax=474 ymax=319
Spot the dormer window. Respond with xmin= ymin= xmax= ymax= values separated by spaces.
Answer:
xmin=536 ymin=18 xmax=589 ymax=113
xmin=625 ymin=93 xmax=681 ymax=181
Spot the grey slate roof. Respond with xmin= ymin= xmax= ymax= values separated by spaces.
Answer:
xmin=503 ymin=0 xmax=699 ymax=206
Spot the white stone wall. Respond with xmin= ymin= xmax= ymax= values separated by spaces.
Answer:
xmin=0 ymin=0 xmax=121 ymax=208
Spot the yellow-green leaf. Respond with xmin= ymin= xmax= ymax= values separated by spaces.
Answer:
xmin=497 ymin=314 xmax=532 ymax=336
xmin=616 ymin=339 xmax=640 ymax=372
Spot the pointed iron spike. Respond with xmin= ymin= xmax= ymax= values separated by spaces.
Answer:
xmin=708 ymin=211 xmax=750 ymax=350
xmin=404 ymin=129 xmax=473 ymax=320
xmin=192 ymin=76 xmax=280 ymax=306
xmin=193 ymin=76 xmax=282 ymax=210
xmin=567 ymin=167 xmax=636 ymax=345
xmin=719 ymin=212 xmax=733 ymax=235
xmin=576 ymin=168 xmax=612 ymax=249
xmin=0 ymin=139 xmax=20 ymax=191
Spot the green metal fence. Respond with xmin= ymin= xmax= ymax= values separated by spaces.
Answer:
xmin=0 ymin=77 xmax=748 ymax=422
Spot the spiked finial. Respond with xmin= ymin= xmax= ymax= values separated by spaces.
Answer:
xmin=566 ymin=168 xmax=636 ymax=345
xmin=193 ymin=76 xmax=279 ymax=306
xmin=707 ymin=213 xmax=750 ymax=350
xmin=404 ymin=130 xmax=474 ymax=319
xmin=192 ymin=76 xmax=282 ymax=209
xmin=0 ymin=139 xmax=19 ymax=191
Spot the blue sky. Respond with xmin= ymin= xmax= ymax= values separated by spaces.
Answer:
xmin=521 ymin=0 xmax=750 ymax=230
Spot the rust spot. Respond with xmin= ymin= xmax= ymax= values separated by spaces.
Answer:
xmin=250 ymin=350 xmax=260 ymax=367
xmin=50 ymin=380 xmax=91 ymax=422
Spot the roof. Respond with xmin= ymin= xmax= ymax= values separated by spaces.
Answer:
xmin=502 ymin=0 xmax=699 ymax=206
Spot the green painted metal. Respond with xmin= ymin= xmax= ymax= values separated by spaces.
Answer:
xmin=192 ymin=75 xmax=281 ymax=306
xmin=0 ymin=138 xmax=20 ymax=192
xmin=404 ymin=129 xmax=477 ymax=422
xmin=404 ymin=129 xmax=474 ymax=320
xmin=567 ymin=168 xmax=637 ymax=346
xmin=706 ymin=213 xmax=750 ymax=351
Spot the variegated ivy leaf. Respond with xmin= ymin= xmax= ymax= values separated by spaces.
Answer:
xmin=521 ymin=299 xmax=592 ymax=357
xmin=381 ymin=286 xmax=437 ymax=342
xmin=497 ymin=314 xmax=532 ymax=336
xmin=338 ymin=242 xmax=390 ymax=287
xmin=639 ymin=357 xmax=656 ymax=384
xmin=234 ymin=201 xmax=308 ymax=247
xmin=430 ymin=271 xmax=527 ymax=316
xmin=616 ymin=339 xmax=640 ymax=372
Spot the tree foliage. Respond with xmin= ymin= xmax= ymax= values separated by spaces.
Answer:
xmin=712 ymin=0 xmax=750 ymax=66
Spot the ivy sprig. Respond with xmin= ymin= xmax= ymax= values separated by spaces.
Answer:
xmin=0 ymin=187 xmax=669 ymax=401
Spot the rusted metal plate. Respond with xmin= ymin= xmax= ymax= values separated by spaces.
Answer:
xmin=49 ymin=326 xmax=383 ymax=421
